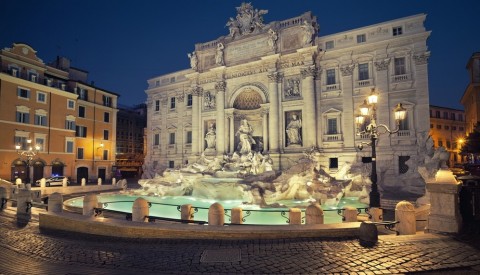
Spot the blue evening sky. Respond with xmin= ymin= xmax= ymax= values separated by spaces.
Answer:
xmin=1 ymin=0 xmax=479 ymax=110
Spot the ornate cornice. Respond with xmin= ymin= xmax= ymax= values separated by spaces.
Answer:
xmin=190 ymin=86 xmax=204 ymax=96
xmin=340 ymin=64 xmax=355 ymax=76
xmin=413 ymin=52 xmax=430 ymax=65
xmin=374 ymin=58 xmax=391 ymax=71
xmin=267 ymin=72 xmax=283 ymax=83
xmin=215 ymin=81 xmax=226 ymax=92
xmin=300 ymin=65 xmax=317 ymax=79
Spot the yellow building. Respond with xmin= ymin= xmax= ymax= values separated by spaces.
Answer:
xmin=461 ymin=52 xmax=480 ymax=134
xmin=0 ymin=43 xmax=118 ymax=184
xmin=429 ymin=105 xmax=466 ymax=165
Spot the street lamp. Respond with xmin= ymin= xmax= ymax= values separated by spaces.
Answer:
xmin=15 ymin=139 xmax=41 ymax=184
xmin=355 ymin=88 xmax=407 ymax=207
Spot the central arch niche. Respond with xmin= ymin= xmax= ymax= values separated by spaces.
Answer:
xmin=233 ymin=88 xmax=263 ymax=110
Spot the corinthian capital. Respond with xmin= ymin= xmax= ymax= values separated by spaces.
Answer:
xmin=413 ymin=52 xmax=430 ymax=65
xmin=340 ymin=64 xmax=355 ymax=76
xmin=190 ymin=86 xmax=204 ymax=96
xmin=300 ymin=65 xmax=317 ymax=79
xmin=374 ymin=58 xmax=390 ymax=71
xmin=267 ymin=72 xmax=283 ymax=83
xmin=215 ymin=81 xmax=226 ymax=92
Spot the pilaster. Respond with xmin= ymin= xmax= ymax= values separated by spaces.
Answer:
xmin=300 ymin=65 xmax=317 ymax=148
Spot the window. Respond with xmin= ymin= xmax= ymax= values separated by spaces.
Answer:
xmin=443 ymin=112 xmax=448 ymax=119
xmin=393 ymin=26 xmax=403 ymax=36
xmin=446 ymin=140 xmax=451 ymax=149
xmin=436 ymin=125 xmax=442 ymax=129
xmin=187 ymin=94 xmax=193 ymax=107
xmin=394 ymin=57 xmax=406 ymax=75
xmin=35 ymin=138 xmax=45 ymax=151
xmin=103 ymin=150 xmax=108 ymax=160
xmin=325 ymin=40 xmax=334 ymax=50
xmin=16 ymin=111 xmax=30 ymax=124
xmin=77 ymin=148 xmax=84 ymax=159
xmin=17 ymin=88 xmax=30 ymax=99
xmin=155 ymin=80 xmax=160 ymax=87
xmin=65 ymin=119 xmax=75 ymax=130
xmin=326 ymin=69 xmax=336 ymax=85
xmin=169 ymin=161 xmax=175 ymax=168
xmin=169 ymin=132 xmax=175 ymax=144
xmin=186 ymin=131 xmax=192 ymax=144
xmin=435 ymin=111 xmax=440 ymax=118
xmin=37 ymin=92 xmax=46 ymax=103
xmin=155 ymin=100 xmax=160 ymax=111
xmin=327 ymin=118 xmax=337 ymax=134
xmin=170 ymin=97 xmax=176 ymax=109
xmin=10 ymin=66 xmax=18 ymax=77
xmin=154 ymin=133 xmax=160 ymax=146
xmin=104 ymin=112 xmax=110 ymax=123
xmin=450 ymin=113 xmax=456 ymax=120
xmin=329 ymin=158 xmax=338 ymax=169
xmin=459 ymin=126 xmax=465 ymax=131
xmin=78 ymin=106 xmax=86 ymax=118
xmin=77 ymin=88 xmax=88 ymax=100
xmin=103 ymin=130 xmax=109 ymax=140
xmin=29 ymin=72 xmax=38 ymax=82
xmin=14 ymin=136 xmax=28 ymax=150
xmin=399 ymin=112 xmax=409 ymax=130
xmin=452 ymin=126 xmax=457 ymax=131
xmin=103 ymin=95 xmax=112 ymax=107
xmin=458 ymin=114 xmax=463 ymax=121
xmin=438 ymin=140 xmax=443 ymax=147
xmin=66 ymin=140 xmax=74 ymax=153
xmin=34 ymin=114 xmax=47 ymax=126
xmin=67 ymin=99 xmax=75 ymax=109
xmin=445 ymin=125 xmax=449 ymax=130
xmin=358 ymin=63 xmax=369 ymax=80
xmin=75 ymin=126 xmax=87 ymax=138
xmin=356 ymin=34 xmax=366 ymax=43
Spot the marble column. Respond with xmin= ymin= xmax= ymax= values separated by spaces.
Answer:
xmin=267 ymin=72 xmax=282 ymax=152
xmin=215 ymin=81 xmax=226 ymax=155
xmin=340 ymin=64 xmax=355 ymax=148
xmin=301 ymin=66 xmax=317 ymax=148
xmin=262 ymin=109 xmax=269 ymax=152
xmin=191 ymin=86 xmax=203 ymax=155
xmin=227 ymin=113 xmax=235 ymax=153
xmin=373 ymin=58 xmax=390 ymax=148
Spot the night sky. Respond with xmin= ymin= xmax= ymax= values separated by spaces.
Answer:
xmin=1 ymin=0 xmax=479 ymax=109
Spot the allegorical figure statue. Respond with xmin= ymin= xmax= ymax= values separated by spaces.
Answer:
xmin=188 ymin=51 xmax=198 ymax=70
xmin=267 ymin=28 xmax=278 ymax=52
xmin=236 ymin=119 xmax=256 ymax=155
xmin=215 ymin=43 xmax=224 ymax=66
xmin=205 ymin=123 xmax=216 ymax=149
xmin=301 ymin=20 xmax=315 ymax=46
xmin=286 ymin=114 xmax=302 ymax=146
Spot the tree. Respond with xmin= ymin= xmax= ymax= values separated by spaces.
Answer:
xmin=461 ymin=123 xmax=480 ymax=160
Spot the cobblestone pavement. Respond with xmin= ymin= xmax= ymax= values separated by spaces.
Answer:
xmin=1 ymin=208 xmax=480 ymax=275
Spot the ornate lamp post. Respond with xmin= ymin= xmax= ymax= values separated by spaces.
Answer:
xmin=15 ymin=139 xmax=41 ymax=184
xmin=355 ymin=88 xmax=407 ymax=207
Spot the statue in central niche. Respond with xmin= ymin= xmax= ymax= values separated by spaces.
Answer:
xmin=236 ymin=119 xmax=256 ymax=155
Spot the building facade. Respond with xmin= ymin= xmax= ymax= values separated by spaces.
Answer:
xmin=0 ymin=43 xmax=118 ymax=184
xmin=115 ymin=103 xmax=146 ymax=177
xmin=461 ymin=52 xmax=480 ymax=134
xmin=145 ymin=4 xmax=430 ymax=195
xmin=429 ymin=105 xmax=466 ymax=165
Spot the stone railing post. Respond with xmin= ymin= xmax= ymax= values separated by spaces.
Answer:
xmin=395 ymin=201 xmax=416 ymax=235
xmin=62 ymin=177 xmax=68 ymax=187
xmin=132 ymin=198 xmax=149 ymax=222
xmin=112 ymin=178 xmax=116 ymax=186
xmin=82 ymin=194 xmax=98 ymax=216
xmin=181 ymin=204 xmax=193 ymax=222
xmin=305 ymin=203 xmax=324 ymax=224
xmin=231 ymin=207 xmax=243 ymax=224
xmin=40 ymin=178 xmax=46 ymax=188
xmin=81 ymin=178 xmax=86 ymax=186
xmin=289 ymin=208 xmax=302 ymax=225
xmin=97 ymin=178 xmax=102 ymax=186
xmin=16 ymin=188 xmax=32 ymax=222
xmin=48 ymin=192 xmax=63 ymax=213
xmin=369 ymin=207 xmax=383 ymax=222
xmin=344 ymin=206 xmax=357 ymax=222
xmin=208 ymin=202 xmax=224 ymax=226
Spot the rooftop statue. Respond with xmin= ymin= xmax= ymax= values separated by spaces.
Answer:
xmin=226 ymin=2 xmax=268 ymax=38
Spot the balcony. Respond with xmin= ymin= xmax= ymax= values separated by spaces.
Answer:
xmin=396 ymin=130 xmax=411 ymax=137
xmin=324 ymin=84 xmax=340 ymax=92
xmin=323 ymin=134 xmax=342 ymax=142
xmin=357 ymin=79 xmax=372 ymax=87
xmin=392 ymin=74 xmax=409 ymax=82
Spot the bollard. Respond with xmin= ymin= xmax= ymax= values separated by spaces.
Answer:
xmin=181 ymin=204 xmax=193 ymax=222
xmin=369 ymin=207 xmax=383 ymax=222
xmin=208 ymin=202 xmax=224 ymax=226
xmin=40 ymin=178 xmax=46 ymax=188
xmin=48 ymin=192 xmax=63 ymax=213
xmin=132 ymin=197 xmax=149 ymax=222
xmin=359 ymin=221 xmax=378 ymax=247
xmin=231 ymin=207 xmax=243 ymax=224
xmin=62 ymin=177 xmax=68 ymax=187
xmin=15 ymin=178 xmax=23 ymax=189
xmin=305 ymin=203 xmax=324 ymax=225
xmin=83 ymin=194 xmax=98 ymax=216
xmin=97 ymin=178 xmax=102 ymax=186
xmin=344 ymin=206 xmax=358 ymax=222
xmin=0 ymin=187 xmax=7 ymax=210
xmin=112 ymin=178 xmax=116 ymax=186
xmin=395 ymin=201 xmax=416 ymax=235
xmin=16 ymin=188 xmax=32 ymax=222
xmin=81 ymin=178 xmax=86 ymax=186
xmin=289 ymin=208 xmax=302 ymax=225
xmin=25 ymin=183 xmax=31 ymax=190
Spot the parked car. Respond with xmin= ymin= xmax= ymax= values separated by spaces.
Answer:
xmin=464 ymin=164 xmax=480 ymax=176
xmin=35 ymin=176 xmax=70 ymax=187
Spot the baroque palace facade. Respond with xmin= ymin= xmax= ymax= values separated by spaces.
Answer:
xmin=0 ymin=43 xmax=118 ymax=184
xmin=145 ymin=4 xmax=430 ymax=185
